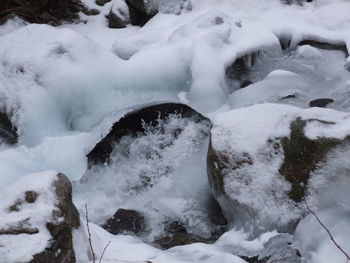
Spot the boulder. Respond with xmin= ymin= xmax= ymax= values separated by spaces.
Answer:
xmin=102 ymin=209 xmax=146 ymax=235
xmin=0 ymin=171 xmax=80 ymax=263
xmin=106 ymin=0 xmax=130 ymax=28
xmin=309 ymin=98 xmax=334 ymax=108
xmin=240 ymin=234 xmax=302 ymax=263
xmin=0 ymin=0 xmax=97 ymax=25
xmin=96 ymin=0 xmax=112 ymax=6
xmin=208 ymin=104 xmax=350 ymax=236
xmin=0 ymin=111 xmax=18 ymax=144
xmin=125 ymin=0 xmax=157 ymax=26
xmin=87 ymin=103 xmax=210 ymax=167
xmin=154 ymin=221 xmax=206 ymax=249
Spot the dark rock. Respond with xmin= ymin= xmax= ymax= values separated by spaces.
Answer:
xmin=106 ymin=4 xmax=130 ymax=28
xmin=281 ymin=94 xmax=296 ymax=99
xmin=226 ymin=51 xmax=262 ymax=91
xmin=298 ymin=40 xmax=349 ymax=57
xmin=154 ymin=221 xmax=205 ymax=250
xmin=240 ymin=80 xmax=253 ymax=89
xmin=0 ymin=0 xmax=87 ymax=25
xmin=95 ymin=0 xmax=112 ymax=6
xmin=239 ymin=255 xmax=267 ymax=263
xmin=281 ymin=0 xmax=313 ymax=5
xmin=25 ymin=191 xmax=38 ymax=203
xmin=0 ymin=218 xmax=39 ymax=235
xmin=309 ymin=98 xmax=334 ymax=108
xmin=81 ymin=7 xmax=100 ymax=16
xmin=207 ymin=195 xmax=227 ymax=240
xmin=102 ymin=209 xmax=146 ymax=235
xmin=39 ymin=12 xmax=57 ymax=24
xmin=125 ymin=0 xmax=157 ymax=26
xmin=0 ymin=111 xmax=18 ymax=145
xmin=30 ymin=173 xmax=80 ymax=263
xmin=87 ymin=103 xmax=210 ymax=167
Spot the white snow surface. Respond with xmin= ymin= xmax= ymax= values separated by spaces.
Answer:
xmin=1 ymin=0 xmax=350 ymax=262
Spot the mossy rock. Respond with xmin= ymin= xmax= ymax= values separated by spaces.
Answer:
xmin=207 ymin=110 xmax=349 ymax=234
xmin=279 ymin=118 xmax=344 ymax=202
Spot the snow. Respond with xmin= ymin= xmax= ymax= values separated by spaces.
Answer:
xmin=1 ymin=0 xmax=350 ymax=262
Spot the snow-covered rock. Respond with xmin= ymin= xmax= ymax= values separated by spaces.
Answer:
xmin=229 ymin=70 xmax=309 ymax=108
xmin=0 ymin=171 xmax=80 ymax=263
xmin=208 ymin=103 xmax=350 ymax=236
xmin=106 ymin=0 xmax=130 ymax=28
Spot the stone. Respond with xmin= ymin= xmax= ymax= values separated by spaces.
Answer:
xmin=87 ymin=103 xmax=210 ymax=167
xmin=102 ymin=209 xmax=146 ymax=235
xmin=95 ymin=0 xmax=112 ymax=6
xmin=154 ymin=221 xmax=205 ymax=249
xmin=0 ymin=172 xmax=80 ymax=263
xmin=29 ymin=173 xmax=80 ymax=263
xmin=207 ymin=104 xmax=350 ymax=235
xmin=0 ymin=0 xmax=87 ymax=25
xmin=125 ymin=0 xmax=157 ymax=26
xmin=309 ymin=98 xmax=334 ymax=108
xmin=106 ymin=1 xmax=130 ymax=28
xmin=0 ymin=111 xmax=18 ymax=145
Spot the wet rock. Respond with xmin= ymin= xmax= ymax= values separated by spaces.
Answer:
xmin=298 ymin=40 xmax=348 ymax=57
xmin=240 ymin=80 xmax=253 ymax=89
xmin=96 ymin=0 xmax=112 ymax=6
xmin=106 ymin=1 xmax=130 ymax=28
xmin=102 ymin=209 xmax=146 ymax=235
xmin=309 ymin=98 xmax=334 ymax=108
xmin=225 ymin=51 xmax=263 ymax=91
xmin=207 ymin=195 xmax=228 ymax=240
xmin=125 ymin=0 xmax=157 ymax=26
xmin=87 ymin=103 xmax=210 ymax=167
xmin=154 ymin=221 xmax=205 ymax=249
xmin=0 ymin=111 xmax=18 ymax=145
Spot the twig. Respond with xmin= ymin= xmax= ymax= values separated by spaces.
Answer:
xmin=99 ymin=241 xmax=111 ymax=263
xmin=85 ymin=203 xmax=96 ymax=263
xmin=304 ymin=199 xmax=350 ymax=261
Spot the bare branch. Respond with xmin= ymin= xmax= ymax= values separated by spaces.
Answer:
xmin=304 ymin=199 xmax=350 ymax=261
xmin=99 ymin=241 xmax=111 ymax=263
xmin=85 ymin=203 xmax=96 ymax=263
